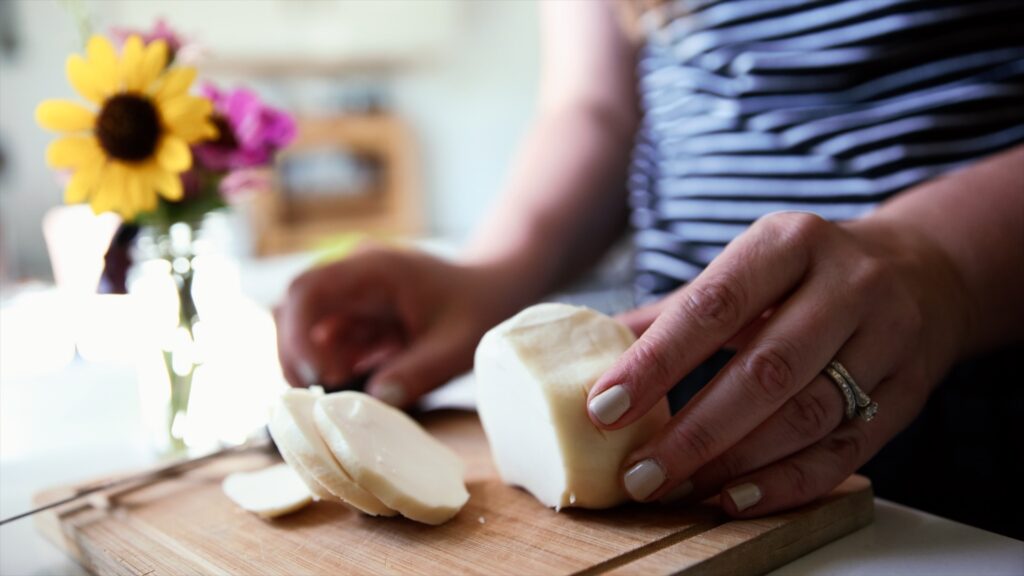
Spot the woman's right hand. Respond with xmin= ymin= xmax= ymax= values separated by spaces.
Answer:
xmin=275 ymin=244 xmax=505 ymax=407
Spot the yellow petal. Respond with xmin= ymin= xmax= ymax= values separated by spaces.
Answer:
xmin=137 ymin=169 xmax=161 ymax=212
xmin=121 ymin=169 xmax=144 ymax=220
xmin=151 ymin=165 xmax=184 ymax=201
xmin=156 ymin=136 xmax=191 ymax=172
xmin=90 ymin=164 xmax=122 ymax=215
xmin=67 ymin=55 xmax=104 ymax=104
xmin=36 ymin=100 xmax=96 ymax=132
xmin=86 ymin=35 xmax=119 ymax=95
xmin=121 ymin=35 xmax=145 ymax=92
xmin=161 ymin=95 xmax=211 ymax=127
xmin=138 ymin=40 xmax=169 ymax=91
xmin=163 ymin=97 xmax=216 ymax=143
xmin=64 ymin=165 xmax=103 ymax=204
xmin=46 ymin=136 xmax=103 ymax=169
xmin=170 ymin=118 xmax=217 ymax=143
xmin=152 ymin=66 xmax=197 ymax=103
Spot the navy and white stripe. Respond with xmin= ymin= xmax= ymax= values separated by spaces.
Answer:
xmin=629 ymin=0 xmax=1024 ymax=303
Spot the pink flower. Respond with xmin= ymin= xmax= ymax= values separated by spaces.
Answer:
xmin=219 ymin=168 xmax=275 ymax=200
xmin=111 ymin=18 xmax=184 ymax=56
xmin=194 ymin=83 xmax=296 ymax=172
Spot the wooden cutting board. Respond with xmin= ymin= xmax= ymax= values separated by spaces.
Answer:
xmin=34 ymin=411 xmax=873 ymax=576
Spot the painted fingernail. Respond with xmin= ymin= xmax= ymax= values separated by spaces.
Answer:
xmin=371 ymin=381 xmax=407 ymax=407
xmin=659 ymin=479 xmax=694 ymax=503
xmin=623 ymin=458 xmax=666 ymax=501
xmin=727 ymin=482 xmax=762 ymax=512
xmin=589 ymin=385 xmax=631 ymax=425
xmin=297 ymin=361 xmax=318 ymax=388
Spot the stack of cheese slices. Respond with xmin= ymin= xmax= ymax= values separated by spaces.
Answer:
xmin=225 ymin=389 xmax=469 ymax=525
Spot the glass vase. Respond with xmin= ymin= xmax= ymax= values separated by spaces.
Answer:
xmin=134 ymin=220 xmax=203 ymax=455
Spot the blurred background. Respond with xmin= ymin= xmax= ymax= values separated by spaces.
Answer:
xmin=1 ymin=0 xmax=539 ymax=277
xmin=0 ymin=3 xmax=540 ymax=569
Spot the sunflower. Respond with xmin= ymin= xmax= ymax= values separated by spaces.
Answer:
xmin=36 ymin=35 xmax=217 ymax=220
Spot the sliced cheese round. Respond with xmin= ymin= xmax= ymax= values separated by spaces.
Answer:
xmin=222 ymin=463 xmax=312 ymax=518
xmin=314 ymin=392 xmax=469 ymax=525
xmin=276 ymin=442 xmax=334 ymax=502
xmin=268 ymin=388 xmax=396 ymax=516
xmin=475 ymin=303 xmax=671 ymax=510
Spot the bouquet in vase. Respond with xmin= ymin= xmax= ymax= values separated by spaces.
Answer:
xmin=36 ymin=19 xmax=295 ymax=451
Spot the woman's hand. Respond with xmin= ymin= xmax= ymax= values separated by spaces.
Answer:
xmin=276 ymin=245 xmax=510 ymax=407
xmin=587 ymin=211 xmax=972 ymax=516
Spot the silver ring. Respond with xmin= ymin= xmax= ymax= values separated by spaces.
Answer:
xmin=824 ymin=360 xmax=878 ymax=422
xmin=823 ymin=364 xmax=858 ymax=420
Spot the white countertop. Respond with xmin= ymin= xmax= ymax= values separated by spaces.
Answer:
xmin=1 ymin=251 xmax=1021 ymax=575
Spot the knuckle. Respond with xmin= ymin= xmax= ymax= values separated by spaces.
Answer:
xmin=780 ymin=460 xmax=816 ymax=500
xmin=287 ymin=270 xmax=325 ymax=304
xmin=782 ymin=389 xmax=834 ymax=440
xmin=741 ymin=341 xmax=799 ymax=405
xmin=849 ymin=257 xmax=889 ymax=295
xmin=715 ymin=452 xmax=747 ymax=482
xmin=286 ymin=274 xmax=311 ymax=300
xmin=628 ymin=336 xmax=679 ymax=389
xmin=683 ymin=277 xmax=746 ymax=330
xmin=760 ymin=211 xmax=829 ymax=247
xmin=891 ymin=288 xmax=924 ymax=338
xmin=668 ymin=419 xmax=719 ymax=464
xmin=823 ymin=426 xmax=871 ymax=467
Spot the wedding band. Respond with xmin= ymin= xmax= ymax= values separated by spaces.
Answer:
xmin=824 ymin=360 xmax=879 ymax=422
xmin=823 ymin=364 xmax=858 ymax=420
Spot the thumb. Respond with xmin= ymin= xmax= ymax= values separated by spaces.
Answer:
xmin=365 ymin=325 xmax=474 ymax=408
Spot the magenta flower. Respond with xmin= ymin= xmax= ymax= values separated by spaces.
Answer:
xmin=219 ymin=168 xmax=276 ymax=200
xmin=111 ymin=18 xmax=184 ymax=55
xmin=194 ymin=83 xmax=296 ymax=172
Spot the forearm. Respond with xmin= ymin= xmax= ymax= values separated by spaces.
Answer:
xmin=862 ymin=144 xmax=1024 ymax=357
xmin=462 ymin=104 xmax=634 ymax=311
xmin=461 ymin=0 xmax=637 ymax=316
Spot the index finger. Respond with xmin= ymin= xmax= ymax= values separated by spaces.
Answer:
xmin=587 ymin=213 xmax=819 ymax=429
xmin=277 ymin=253 xmax=400 ymax=388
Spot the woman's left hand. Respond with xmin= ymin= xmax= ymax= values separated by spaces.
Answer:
xmin=586 ymin=211 xmax=971 ymax=516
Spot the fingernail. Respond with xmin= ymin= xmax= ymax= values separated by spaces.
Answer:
xmin=372 ymin=381 xmax=407 ymax=407
xmin=297 ymin=361 xmax=318 ymax=387
xmin=659 ymin=479 xmax=694 ymax=503
xmin=727 ymin=482 xmax=762 ymax=512
xmin=589 ymin=385 xmax=631 ymax=425
xmin=623 ymin=458 xmax=666 ymax=501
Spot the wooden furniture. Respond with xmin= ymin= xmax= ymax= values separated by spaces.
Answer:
xmin=253 ymin=113 xmax=422 ymax=255
xmin=34 ymin=412 xmax=873 ymax=575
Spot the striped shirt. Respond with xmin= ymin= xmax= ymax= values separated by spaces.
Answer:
xmin=629 ymin=0 xmax=1024 ymax=303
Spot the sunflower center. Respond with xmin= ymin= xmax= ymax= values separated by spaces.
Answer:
xmin=96 ymin=94 xmax=162 ymax=162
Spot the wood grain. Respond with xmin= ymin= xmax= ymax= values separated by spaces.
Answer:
xmin=35 ymin=412 xmax=872 ymax=575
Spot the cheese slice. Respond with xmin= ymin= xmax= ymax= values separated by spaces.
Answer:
xmin=475 ymin=303 xmax=670 ymax=509
xmin=268 ymin=388 xmax=396 ymax=516
xmin=276 ymin=442 xmax=333 ymax=502
xmin=314 ymin=392 xmax=469 ymax=525
xmin=222 ymin=463 xmax=312 ymax=518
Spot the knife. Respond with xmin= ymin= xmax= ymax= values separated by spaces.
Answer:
xmin=0 ymin=431 xmax=273 ymax=526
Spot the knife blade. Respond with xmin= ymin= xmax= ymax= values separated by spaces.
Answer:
xmin=0 ymin=432 xmax=273 ymax=526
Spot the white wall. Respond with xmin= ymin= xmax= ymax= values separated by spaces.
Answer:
xmin=0 ymin=0 xmax=539 ymax=279
xmin=0 ymin=1 xmax=84 ymax=282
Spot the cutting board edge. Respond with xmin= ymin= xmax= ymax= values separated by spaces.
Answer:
xmin=601 ymin=476 xmax=874 ymax=576
xmin=688 ymin=482 xmax=874 ymax=576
